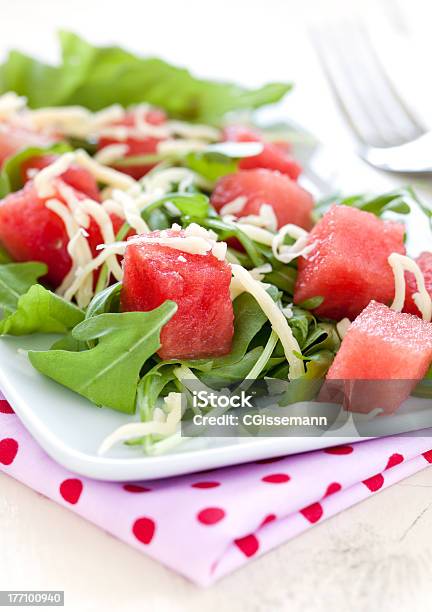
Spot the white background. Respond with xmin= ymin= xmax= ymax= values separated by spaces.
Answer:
xmin=1 ymin=1 xmax=432 ymax=610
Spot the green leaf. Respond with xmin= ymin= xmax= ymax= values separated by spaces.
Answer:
xmin=137 ymin=363 xmax=176 ymax=421
xmin=85 ymin=282 xmax=122 ymax=319
xmin=28 ymin=302 xmax=177 ymax=414
xmin=0 ymin=142 xmax=71 ymax=194
xmin=0 ymin=31 xmax=292 ymax=123
xmin=0 ymin=245 xmax=12 ymax=264
xmin=297 ymin=296 xmax=324 ymax=310
xmin=185 ymin=151 xmax=238 ymax=181
xmin=314 ymin=187 xmax=415 ymax=220
xmin=0 ymin=284 xmax=84 ymax=335
xmin=142 ymin=193 xmax=209 ymax=221
xmin=0 ymin=262 xmax=47 ymax=314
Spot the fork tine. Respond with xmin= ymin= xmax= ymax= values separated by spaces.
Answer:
xmin=347 ymin=23 xmax=425 ymax=141
xmin=311 ymin=21 xmax=426 ymax=149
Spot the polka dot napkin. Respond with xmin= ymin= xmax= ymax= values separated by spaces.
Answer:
xmin=1 ymin=394 xmax=432 ymax=586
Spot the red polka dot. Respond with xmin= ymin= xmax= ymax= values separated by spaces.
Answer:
xmin=300 ymin=502 xmax=323 ymax=524
xmin=324 ymin=482 xmax=342 ymax=497
xmin=0 ymin=400 xmax=14 ymax=414
xmin=60 ymin=479 xmax=83 ymax=504
xmin=324 ymin=445 xmax=354 ymax=455
xmin=262 ymin=473 xmax=290 ymax=484
xmin=197 ymin=507 xmax=226 ymax=525
xmin=191 ymin=481 xmax=221 ymax=489
xmin=261 ymin=513 xmax=277 ymax=526
xmin=363 ymin=473 xmax=384 ymax=492
xmin=0 ymin=438 xmax=18 ymax=465
xmin=133 ymin=517 xmax=156 ymax=544
xmin=255 ymin=456 xmax=286 ymax=464
xmin=123 ymin=484 xmax=151 ymax=493
xmin=422 ymin=450 xmax=432 ymax=464
xmin=386 ymin=453 xmax=404 ymax=470
xmin=234 ymin=534 xmax=259 ymax=557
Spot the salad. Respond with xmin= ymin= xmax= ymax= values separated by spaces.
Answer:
xmin=0 ymin=33 xmax=431 ymax=456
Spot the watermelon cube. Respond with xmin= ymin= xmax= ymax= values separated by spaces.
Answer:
xmin=325 ymin=300 xmax=432 ymax=413
xmin=0 ymin=122 xmax=56 ymax=167
xmin=97 ymin=108 xmax=167 ymax=179
xmin=211 ymin=169 xmax=314 ymax=230
xmin=222 ymin=125 xmax=301 ymax=180
xmin=0 ymin=181 xmax=124 ymax=287
xmin=121 ymin=230 xmax=234 ymax=359
xmin=404 ymin=252 xmax=432 ymax=317
xmin=294 ymin=205 xmax=406 ymax=320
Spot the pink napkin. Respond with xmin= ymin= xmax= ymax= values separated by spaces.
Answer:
xmin=1 ymin=392 xmax=432 ymax=586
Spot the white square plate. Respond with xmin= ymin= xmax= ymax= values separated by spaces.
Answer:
xmin=1 ymin=145 xmax=431 ymax=481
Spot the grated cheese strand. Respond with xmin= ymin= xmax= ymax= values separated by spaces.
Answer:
xmin=74 ymin=150 xmax=137 ymax=191
xmin=45 ymin=199 xmax=93 ymax=307
xmin=94 ymin=143 xmax=130 ymax=164
xmin=230 ymin=264 xmax=304 ymax=378
xmin=238 ymin=204 xmax=278 ymax=232
xmin=98 ymin=392 xmax=182 ymax=455
xmin=336 ymin=318 xmax=351 ymax=340
xmin=272 ymin=224 xmax=314 ymax=264
xmin=0 ymin=92 xmax=27 ymax=120
xmin=34 ymin=153 xmax=75 ymax=198
xmin=220 ymin=196 xmax=247 ymax=216
xmin=388 ymin=253 xmax=432 ymax=322
xmin=111 ymin=189 xmax=149 ymax=234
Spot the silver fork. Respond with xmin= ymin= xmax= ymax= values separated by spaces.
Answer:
xmin=311 ymin=21 xmax=432 ymax=175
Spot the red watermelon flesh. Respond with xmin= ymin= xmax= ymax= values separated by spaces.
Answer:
xmin=294 ymin=205 xmax=406 ymax=320
xmin=97 ymin=108 xmax=167 ymax=180
xmin=211 ymin=169 xmax=314 ymax=231
xmin=21 ymin=155 xmax=101 ymax=201
xmin=0 ymin=122 xmax=57 ymax=167
xmin=223 ymin=125 xmax=301 ymax=180
xmin=325 ymin=300 xmax=432 ymax=413
xmin=0 ymin=181 xmax=124 ymax=287
xmin=404 ymin=252 xmax=432 ymax=317
xmin=121 ymin=230 xmax=234 ymax=359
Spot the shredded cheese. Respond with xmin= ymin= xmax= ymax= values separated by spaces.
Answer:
xmin=94 ymin=143 xmax=130 ymax=164
xmin=230 ymin=264 xmax=304 ymax=378
xmin=34 ymin=153 xmax=75 ymax=197
xmin=157 ymin=139 xmax=208 ymax=156
xmin=220 ymin=196 xmax=247 ymax=216
xmin=111 ymin=189 xmax=149 ymax=234
xmin=238 ymin=204 xmax=278 ymax=232
xmin=45 ymin=199 xmax=94 ymax=307
xmin=388 ymin=252 xmax=432 ymax=322
xmin=272 ymin=224 xmax=314 ymax=264
xmin=222 ymin=216 xmax=275 ymax=246
xmin=336 ymin=318 xmax=351 ymax=340
xmin=98 ymin=392 xmax=182 ymax=455
xmin=74 ymin=150 xmax=137 ymax=191
xmin=0 ymin=92 xmax=27 ymax=120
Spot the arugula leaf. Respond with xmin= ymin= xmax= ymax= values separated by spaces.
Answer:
xmin=0 ymin=246 xmax=12 ymax=264
xmin=186 ymin=151 xmax=238 ymax=181
xmin=142 ymin=193 xmax=209 ymax=221
xmin=28 ymin=302 xmax=177 ymax=414
xmin=137 ymin=363 xmax=177 ymax=421
xmin=0 ymin=142 xmax=71 ymax=194
xmin=0 ymin=31 xmax=292 ymax=123
xmin=85 ymin=282 xmax=121 ymax=319
xmin=0 ymin=284 xmax=84 ymax=335
xmin=0 ymin=262 xmax=47 ymax=314
xmin=314 ymin=187 xmax=415 ymax=220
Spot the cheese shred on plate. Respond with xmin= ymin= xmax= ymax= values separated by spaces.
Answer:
xmin=98 ymin=392 xmax=183 ymax=455
xmin=230 ymin=264 xmax=304 ymax=378
xmin=388 ymin=252 xmax=432 ymax=322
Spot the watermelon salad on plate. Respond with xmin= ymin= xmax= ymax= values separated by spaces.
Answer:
xmin=0 ymin=32 xmax=431 ymax=457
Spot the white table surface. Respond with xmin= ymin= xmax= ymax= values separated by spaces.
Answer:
xmin=1 ymin=1 xmax=432 ymax=610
